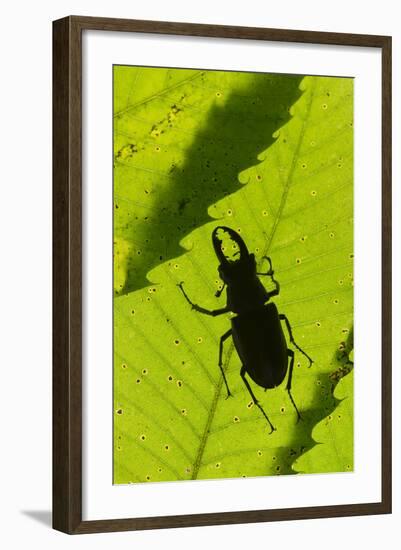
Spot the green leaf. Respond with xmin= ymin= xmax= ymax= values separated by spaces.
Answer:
xmin=114 ymin=70 xmax=354 ymax=484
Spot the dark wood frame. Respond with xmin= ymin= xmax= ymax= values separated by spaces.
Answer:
xmin=53 ymin=15 xmax=392 ymax=534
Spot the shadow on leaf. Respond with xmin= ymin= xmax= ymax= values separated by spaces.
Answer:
xmin=116 ymin=71 xmax=303 ymax=294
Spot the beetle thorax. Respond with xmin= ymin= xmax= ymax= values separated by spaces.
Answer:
xmin=225 ymin=274 xmax=269 ymax=314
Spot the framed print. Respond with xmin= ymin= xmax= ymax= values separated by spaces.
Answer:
xmin=52 ymin=16 xmax=392 ymax=534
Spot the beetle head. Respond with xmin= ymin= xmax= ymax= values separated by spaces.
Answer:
xmin=212 ymin=226 xmax=256 ymax=283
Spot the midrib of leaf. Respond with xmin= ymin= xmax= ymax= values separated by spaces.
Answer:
xmin=190 ymin=78 xmax=317 ymax=478
xmin=191 ymin=345 xmax=235 ymax=479
xmin=262 ymin=78 xmax=316 ymax=257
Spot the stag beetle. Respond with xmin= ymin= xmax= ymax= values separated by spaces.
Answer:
xmin=177 ymin=226 xmax=313 ymax=434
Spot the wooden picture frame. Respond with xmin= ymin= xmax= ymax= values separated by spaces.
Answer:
xmin=53 ymin=15 xmax=392 ymax=534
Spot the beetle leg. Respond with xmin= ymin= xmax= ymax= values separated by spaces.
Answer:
xmin=177 ymin=282 xmax=229 ymax=316
xmin=240 ymin=366 xmax=276 ymax=434
xmin=218 ymin=329 xmax=233 ymax=398
xmin=260 ymin=256 xmax=274 ymax=275
xmin=279 ymin=313 xmax=313 ymax=367
xmin=257 ymin=256 xmax=280 ymax=297
xmin=286 ymin=349 xmax=302 ymax=422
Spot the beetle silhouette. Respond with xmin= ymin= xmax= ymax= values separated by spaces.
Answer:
xmin=177 ymin=226 xmax=313 ymax=434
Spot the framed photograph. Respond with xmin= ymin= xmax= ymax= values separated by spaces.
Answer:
xmin=53 ymin=16 xmax=392 ymax=534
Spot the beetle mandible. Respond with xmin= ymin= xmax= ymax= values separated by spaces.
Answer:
xmin=177 ymin=226 xmax=313 ymax=434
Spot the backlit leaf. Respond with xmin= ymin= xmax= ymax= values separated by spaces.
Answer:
xmin=114 ymin=69 xmax=353 ymax=483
